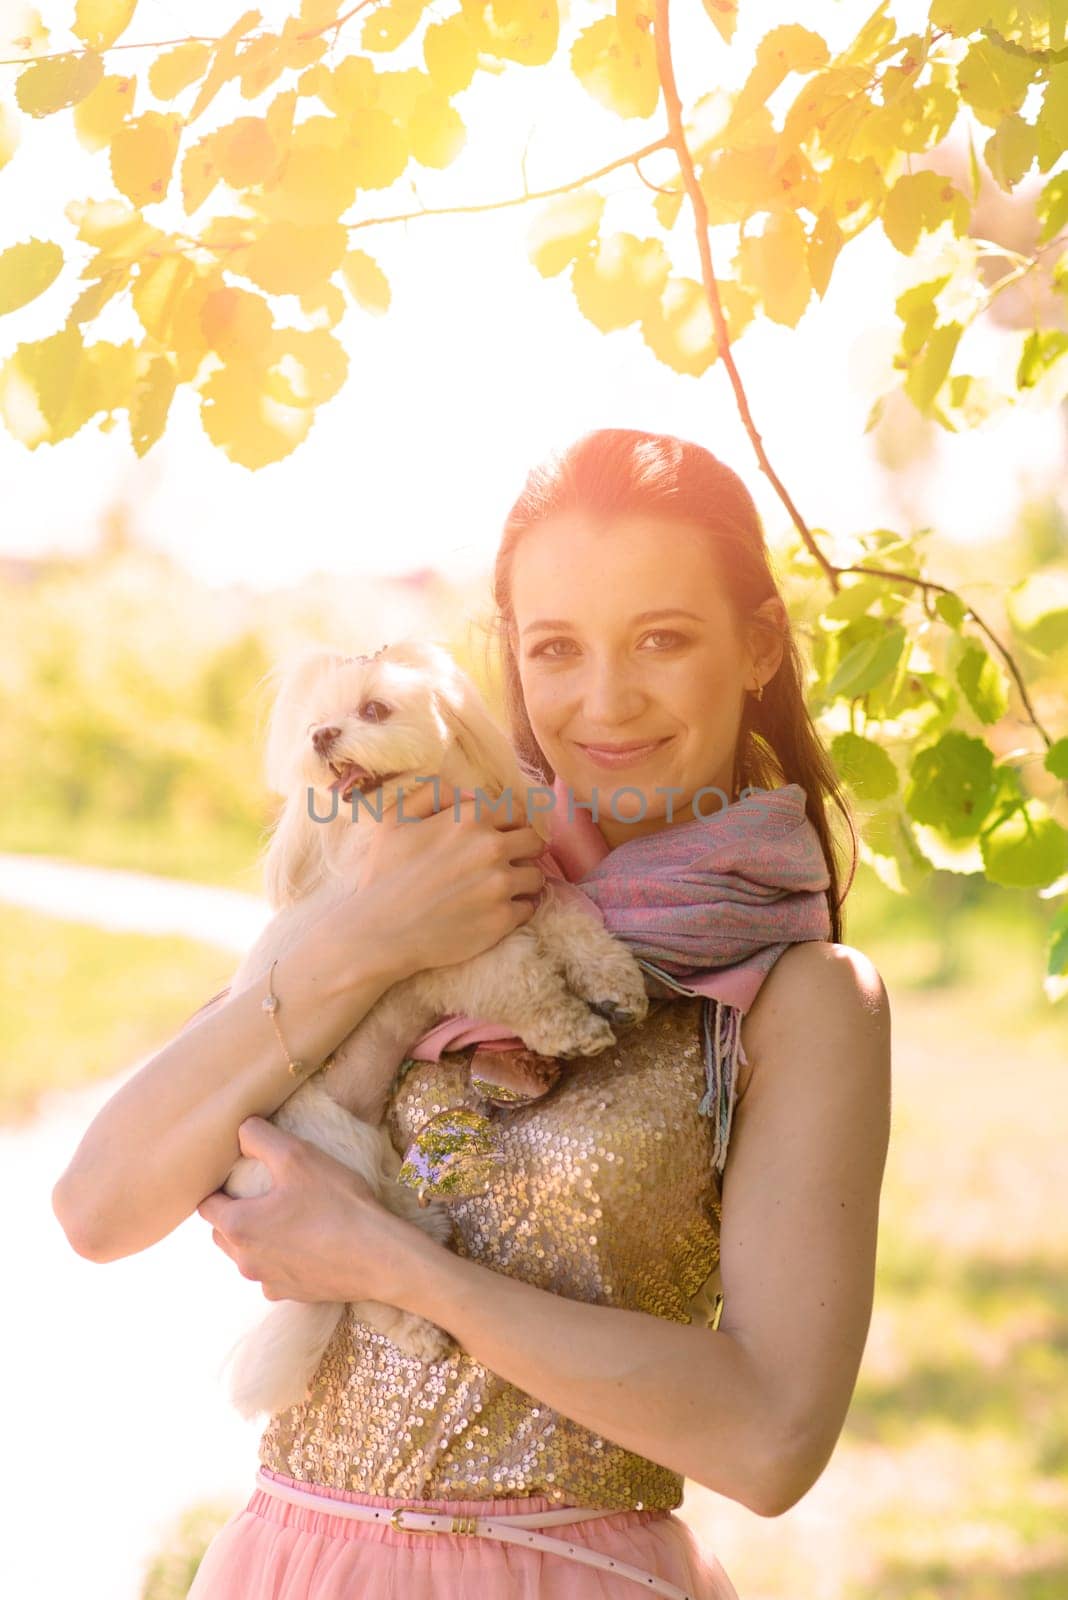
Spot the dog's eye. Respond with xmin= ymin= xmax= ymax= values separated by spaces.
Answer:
xmin=359 ymin=700 xmax=391 ymax=722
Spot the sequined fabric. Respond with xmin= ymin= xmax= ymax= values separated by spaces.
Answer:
xmin=258 ymin=996 xmax=728 ymax=1510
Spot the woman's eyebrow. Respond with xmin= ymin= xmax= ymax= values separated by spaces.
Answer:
xmin=521 ymin=608 xmax=704 ymax=636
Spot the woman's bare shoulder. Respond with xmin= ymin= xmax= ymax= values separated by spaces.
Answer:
xmin=739 ymin=942 xmax=890 ymax=1095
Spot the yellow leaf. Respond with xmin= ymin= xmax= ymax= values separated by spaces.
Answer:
xmin=527 ymin=190 xmax=605 ymax=278
xmin=341 ymin=249 xmax=391 ymax=314
xmin=700 ymin=0 xmax=737 ymax=45
xmin=130 ymin=352 xmax=177 ymax=457
xmin=957 ymin=35 xmax=1036 ymax=129
xmin=571 ymin=233 xmax=670 ymax=331
xmin=0 ymin=104 xmax=22 ymax=172
xmin=16 ymin=50 xmax=103 ymax=117
xmin=73 ymin=72 xmax=135 ymax=152
xmin=571 ymin=11 xmax=659 ymax=120
xmin=640 ymin=277 xmax=717 ymax=377
xmin=199 ymin=361 xmax=315 ymax=468
xmin=1 ymin=7 xmax=49 ymax=57
xmin=188 ymin=9 xmax=263 ymax=123
xmin=409 ymin=89 xmax=466 ymax=167
xmin=807 ymin=208 xmax=844 ymax=296
xmin=148 ymin=41 xmax=212 ymax=101
xmin=736 ymin=211 xmax=811 ymax=326
xmin=110 ymin=110 xmax=181 ymax=205
xmin=181 ymin=135 xmax=220 ymax=214
xmin=882 ymin=171 xmax=970 ymax=254
xmin=424 ymin=14 xmax=478 ymax=95
xmin=231 ymin=221 xmax=348 ymax=295
xmin=235 ymin=34 xmax=286 ymax=99
xmin=199 ymin=285 xmax=274 ymax=357
xmin=252 ymin=116 xmax=360 ymax=223
xmin=263 ymin=328 xmax=348 ymax=406
xmin=213 ymin=116 xmax=281 ymax=187
xmin=299 ymin=282 xmax=347 ymax=328
xmin=361 ymin=0 xmax=431 ymax=53
xmin=69 ymin=267 xmax=128 ymax=324
xmin=131 ymin=255 xmax=196 ymax=340
xmin=984 ymin=112 xmax=1037 ymax=191
xmin=73 ymin=0 xmax=138 ymax=51
xmin=347 ymin=107 xmax=409 ymax=188
xmin=0 ymin=239 xmax=63 ymax=316
xmin=168 ymin=273 xmax=216 ymax=381
xmin=460 ymin=0 xmax=559 ymax=67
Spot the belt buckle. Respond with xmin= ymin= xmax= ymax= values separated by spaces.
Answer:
xmin=390 ymin=1506 xmax=440 ymax=1536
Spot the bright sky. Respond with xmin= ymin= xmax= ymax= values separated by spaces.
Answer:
xmin=0 ymin=0 xmax=1063 ymax=591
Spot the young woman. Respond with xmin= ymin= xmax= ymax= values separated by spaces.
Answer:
xmin=53 ymin=429 xmax=892 ymax=1599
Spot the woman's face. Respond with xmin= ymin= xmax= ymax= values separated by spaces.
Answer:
xmin=510 ymin=511 xmax=784 ymax=847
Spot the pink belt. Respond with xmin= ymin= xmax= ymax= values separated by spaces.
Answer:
xmin=254 ymin=1467 xmax=695 ymax=1599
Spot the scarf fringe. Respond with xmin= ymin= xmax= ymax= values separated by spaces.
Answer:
xmin=638 ymin=961 xmax=739 ymax=1179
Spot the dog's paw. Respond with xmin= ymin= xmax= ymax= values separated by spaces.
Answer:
xmin=520 ymin=1001 xmax=615 ymax=1059
xmin=562 ymin=948 xmax=650 ymax=1029
xmin=392 ymin=1315 xmax=454 ymax=1364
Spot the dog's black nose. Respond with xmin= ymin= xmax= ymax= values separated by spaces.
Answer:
xmin=312 ymin=726 xmax=341 ymax=755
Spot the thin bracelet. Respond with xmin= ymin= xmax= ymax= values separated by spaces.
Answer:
xmin=262 ymin=959 xmax=336 ymax=1078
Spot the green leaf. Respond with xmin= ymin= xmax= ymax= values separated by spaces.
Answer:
xmin=1045 ymin=739 xmax=1068 ymax=781
xmin=957 ymin=36 xmax=1037 ymax=128
xmin=905 ymin=320 xmax=963 ymax=411
xmin=831 ymin=731 xmax=899 ymax=800
xmin=935 ymin=591 xmax=967 ymax=628
xmin=954 ymin=637 xmax=1009 ymax=724
xmin=15 ymin=50 xmax=104 ymax=117
xmin=0 ymin=239 xmax=63 ymax=316
xmin=826 ymin=621 xmax=907 ymax=699
xmin=1036 ymin=171 xmax=1068 ymax=243
xmin=906 ymin=730 xmax=998 ymax=840
xmin=984 ymin=112 xmax=1037 ymax=190
xmin=1047 ymin=901 xmax=1068 ymax=980
xmin=1016 ymin=329 xmax=1068 ymax=389
xmin=72 ymin=0 xmax=137 ymax=50
xmin=980 ymin=800 xmax=1068 ymax=889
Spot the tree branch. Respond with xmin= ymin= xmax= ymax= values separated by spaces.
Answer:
xmin=652 ymin=0 xmax=840 ymax=589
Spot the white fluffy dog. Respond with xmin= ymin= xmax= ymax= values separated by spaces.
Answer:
xmin=219 ymin=638 xmax=648 ymax=1420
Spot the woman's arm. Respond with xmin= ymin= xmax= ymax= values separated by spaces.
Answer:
xmin=202 ymin=940 xmax=891 ymax=1518
xmin=51 ymin=889 xmax=406 ymax=1263
xmin=52 ymin=785 xmax=547 ymax=1265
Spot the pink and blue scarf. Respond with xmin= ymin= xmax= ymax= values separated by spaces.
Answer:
xmin=402 ymin=775 xmax=833 ymax=1178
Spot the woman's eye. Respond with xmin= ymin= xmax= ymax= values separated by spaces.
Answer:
xmin=530 ymin=631 xmax=683 ymax=659
xmin=359 ymin=699 xmax=392 ymax=721
xmin=530 ymin=638 xmax=575 ymax=659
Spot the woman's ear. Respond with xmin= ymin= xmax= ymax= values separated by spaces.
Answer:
xmin=263 ymin=643 xmax=342 ymax=795
xmin=261 ymin=791 xmax=325 ymax=910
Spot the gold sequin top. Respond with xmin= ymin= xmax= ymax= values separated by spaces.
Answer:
xmin=258 ymin=995 xmax=733 ymax=1510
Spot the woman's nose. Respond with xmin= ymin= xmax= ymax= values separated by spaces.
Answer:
xmin=312 ymin=726 xmax=341 ymax=755
xmin=580 ymin=662 xmax=645 ymax=721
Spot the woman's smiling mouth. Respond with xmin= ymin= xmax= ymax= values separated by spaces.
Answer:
xmin=576 ymin=737 xmax=673 ymax=768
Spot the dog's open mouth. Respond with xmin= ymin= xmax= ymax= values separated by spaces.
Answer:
xmin=328 ymin=761 xmax=404 ymax=802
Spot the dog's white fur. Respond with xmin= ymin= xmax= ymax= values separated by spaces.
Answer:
xmin=219 ymin=638 xmax=648 ymax=1420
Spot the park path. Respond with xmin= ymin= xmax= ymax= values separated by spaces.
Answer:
xmin=0 ymin=854 xmax=275 ymax=1600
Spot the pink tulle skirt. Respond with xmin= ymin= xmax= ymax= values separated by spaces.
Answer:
xmin=185 ymin=1466 xmax=740 ymax=1599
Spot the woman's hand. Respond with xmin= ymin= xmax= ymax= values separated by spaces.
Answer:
xmin=330 ymin=776 xmax=549 ymax=981
xmin=196 ymin=1116 xmax=417 ymax=1305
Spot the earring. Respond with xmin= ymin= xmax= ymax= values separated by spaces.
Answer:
xmin=751 ymin=681 xmax=764 ymax=703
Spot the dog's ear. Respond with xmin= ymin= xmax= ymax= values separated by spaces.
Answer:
xmin=260 ymin=790 xmax=325 ymax=910
xmin=263 ymin=643 xmax=342 ymax=795
xmin=433 ymin=669 xmax=546 ymax=832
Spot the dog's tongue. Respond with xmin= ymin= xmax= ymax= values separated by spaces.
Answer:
xmin=329 ymin=762 xmax=370 ymax=794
